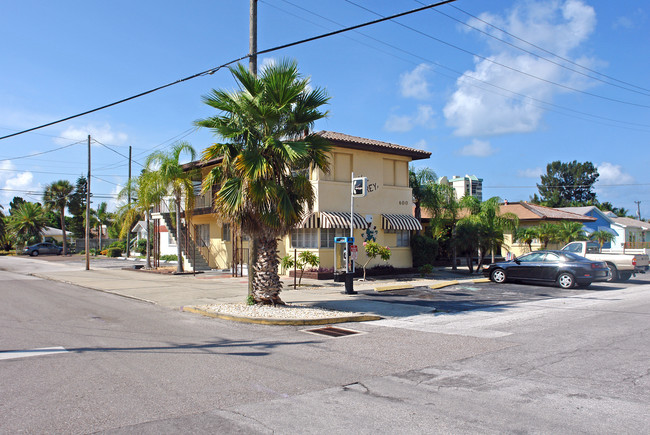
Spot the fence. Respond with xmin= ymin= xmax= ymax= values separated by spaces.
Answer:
xmin=73 ymin=238 xmax=121 ymax=253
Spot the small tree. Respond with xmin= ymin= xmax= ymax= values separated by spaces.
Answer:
xmin=590 ymin=230 xmax=615 ymax=249
xmin=361 ymin=241 xmax=391 ymax=280
xmin=283 ymin=251 xmax=320 ymax=286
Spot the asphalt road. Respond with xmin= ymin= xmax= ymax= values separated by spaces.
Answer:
xmin=1 ymin=259 xmax=648 ymax=434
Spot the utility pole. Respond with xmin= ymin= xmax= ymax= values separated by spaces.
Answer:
xmin=85 ymin=135 xmax=91 ymax=271
xmin=634 ymin=201 xmax=641 ymax=220
xmin=247 ymin=0 xmax=258 ymax=298
xmin=249 ymin=0 xmax=257 ymax=75
xmin=126 ymin=145 xmax=132 ymax=257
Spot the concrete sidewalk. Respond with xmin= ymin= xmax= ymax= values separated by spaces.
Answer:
xmin=11 ymin=256 xmax=488 ymax=321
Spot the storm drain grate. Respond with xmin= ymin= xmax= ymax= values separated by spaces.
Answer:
xmin=303 ymin=326 xmax=362 ymax=338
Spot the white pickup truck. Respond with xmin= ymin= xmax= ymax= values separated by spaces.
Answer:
xmin=562 ymin=241 xmax=650 ymax=282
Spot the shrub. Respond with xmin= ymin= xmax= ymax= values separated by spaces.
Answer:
xmin=411 ymin=235 xmax=438 ymax=267
xmin=419 ymin=264 xmax=434 ymax=277
xmin=100 ymin=249 xmax=108 ymax=256
xmin=110 ymin=241 xmax=126 ymax=251
xmin=160 ymin=254 xmax=178 ymax=262
xmin=107 ymin=247 xmax=122 ymax=258
xmin=136 ymin=239 xmax=147 ymax=255
xmin=361 ymin=241 xmax=391 ymax=280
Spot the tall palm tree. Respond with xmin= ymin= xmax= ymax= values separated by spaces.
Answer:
xmin=556 ymin=221 xmax=586 ymax=245
xmin=145 ymin=142 xmax=197 ymax=273
xmin=409 ymin=167 xmax=437 ymax=232
xmin=475 ymin=197 xmax=519 ymax=266
xmin=118 ymin=171 xmax=167 ymax=269
xmin=8 ymin=202 xmax=48 ymax=252
xmin=42 ymin=180 xmax=74 ymax=255
xmin=94 ymin=202 xmax=110 ymax=252
xmin=196 ymin=59 xmax=331 ymax=305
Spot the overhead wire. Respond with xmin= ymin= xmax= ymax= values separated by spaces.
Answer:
xmin=344 ymin=0 xmax=650 ymax=109
xmin=0 ymin=140 xmax=85 ymax=162
xmin=269 ymin=0 xmax=650 ymax=132
xmin=448 ymin=3 xmax=650 ymax=94
xmin=414 ymin=0 xmax=650 ymax=97
xmin=0 ymin=0 xmax=458 ymax=141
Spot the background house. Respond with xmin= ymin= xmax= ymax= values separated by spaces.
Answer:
xmin=501 ymin=202 xmax=596 ymax=256
xmin=559 ymin=206 xmax=621 ymax=249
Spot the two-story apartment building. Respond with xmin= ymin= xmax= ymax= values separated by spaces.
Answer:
xmin=162 ymin=131 xmax=431 ymax=273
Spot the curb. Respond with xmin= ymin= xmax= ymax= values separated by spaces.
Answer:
xmin=182 ymin=306 xmax=382 ymax=325
xmin=375 ymin=277 xmax=492 ymax=292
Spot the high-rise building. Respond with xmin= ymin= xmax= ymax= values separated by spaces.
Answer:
xmin=438 ymin=174 xmax=483 ymax=201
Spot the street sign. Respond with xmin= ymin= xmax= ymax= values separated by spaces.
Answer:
xmin=350 ymin=244 xmax=358 ymax=260
xmin=352 ymin=177 xmax=368 ymax=197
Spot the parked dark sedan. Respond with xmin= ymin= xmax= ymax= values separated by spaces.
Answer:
xmin=23 ymin=242 xmax=63 ymax=256
xmin=482 ymin=250 xmax=610 ymax=289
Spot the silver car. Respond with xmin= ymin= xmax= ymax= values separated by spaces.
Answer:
xmin=23 ymin=242 xmax=63 ymax=256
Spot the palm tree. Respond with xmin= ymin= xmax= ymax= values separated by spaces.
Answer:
xmin=514 ymin=226 xmax=538 ymax=253
xmin=42 ymin=180 xmax=74 ymax=255
xmin=475 ymin=197 xmax=519 ymax=266
xmin=196 ymin=59 xmax=331 ymax=305
xmin=94 ymin=202 xmax=110 ymax=252
xmin=8 ymin=202 xmax=48 ymax=252
xmin=119 ymin=171 xmax=167 ymax=269
xmin=556 ymin=221 xmax=586 ymax=245
xmin=145 ymin=142 xmax=197 ymax=273
xmin=590 ymin=229 xmax=615 ymax=249
xmin=536 ymin=222 xmax=561 ymax=249
xmin=410 ymin=167 xmax=437 ymax=232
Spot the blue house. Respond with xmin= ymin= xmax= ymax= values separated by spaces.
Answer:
xmin=559 ymin=206 xmax=621 ymax=249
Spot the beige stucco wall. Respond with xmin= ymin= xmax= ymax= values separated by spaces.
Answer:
xmin=184 ymin=145 xmax=419 ymax=273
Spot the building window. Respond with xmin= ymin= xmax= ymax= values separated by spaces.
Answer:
xmin=320 ymin=228 xmax=345 ymax=248
xmin=396 ymin=230 xmax=410 ymax=247
xmin=291 ymin=228 xmax=318 ymax=249
xmin=222 ymin=223 xmax=231 ymax=242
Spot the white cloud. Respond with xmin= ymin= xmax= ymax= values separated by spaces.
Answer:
xmin=597 ymin=162 xmax=634 ymax=185
xmin=458 ymin=139 xmax=496 ymax=157
xmin=384 ymin=105 xmax=435 ymax=132
xmin=56 ymin=123 xmax=128 ymax=145
xmin=444 ymin=0 xmax=597 ymax=137
xmin=399 ymin=64 xmax=433 ymax=100
xmin=0 ymin=160 xmax=42 ymax=208
xmin=260 ymin=57 xmax=277 ymax=71
xmin=106 ymin=183 xmax=124 ymax=213
xmin=518 ymin=167 xmax=544 ymax=178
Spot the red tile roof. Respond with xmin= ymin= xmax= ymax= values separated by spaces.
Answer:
xmin=316 ymin=131 xmax=431 ymax=161
xmin=500 ymin=202 xmax=596 ymax=222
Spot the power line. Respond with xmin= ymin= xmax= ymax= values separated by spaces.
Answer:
xmin=416 ymin=1 xmax=650 ymax=97
xmin=270 ymin=0 xmax=650 ymax=132
xmin=345 ymin=0 xmax=650 ymax=109
xmin=0 ymin=0 xmax=458 ymax=142
xmin=448 ymin=3 xmax=650 ymax=94
xmin=0 ymin=140 xmax=85 ymax=161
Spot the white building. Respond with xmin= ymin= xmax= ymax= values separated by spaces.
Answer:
xmin=438 ymin=174 xmax=483 ymax=201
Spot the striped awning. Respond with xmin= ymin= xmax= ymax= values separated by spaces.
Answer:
xmin=381 ymin=214 xmax=422 ymax=231
xmin=321 ymin=211 xmax=367 ymax=229
xmin=297 ymin=212 xmax=319 ymax=229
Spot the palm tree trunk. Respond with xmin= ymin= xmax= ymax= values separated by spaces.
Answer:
xmin=252 ymin=234 xmax=283 ymax=305
xmin=175 ymin=198 xmax=183 ymax=273
xmin=60 ymin=206 xmax=67 ymax=255
xmin=145 ymin=211 xmax=151 ymax=269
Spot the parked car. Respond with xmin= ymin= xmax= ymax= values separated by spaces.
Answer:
xmin=23 ymin=242 xmax=63 ymax=256
xmin=561 ymin=241 xmax=649 ymax=282
xmin=482 ymin=250 xmax=610 ymax=289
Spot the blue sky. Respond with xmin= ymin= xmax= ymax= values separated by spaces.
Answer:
xmin=1 ymin=0 xmax=649 ymax=218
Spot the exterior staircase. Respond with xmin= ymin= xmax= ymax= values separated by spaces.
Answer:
xmin=160 ymin=212 xmax=211 ymax=271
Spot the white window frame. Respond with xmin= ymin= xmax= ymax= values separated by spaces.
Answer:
xmin=291 ymin=228 xmax=318 ymax=249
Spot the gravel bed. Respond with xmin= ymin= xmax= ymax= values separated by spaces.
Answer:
xmin=197 ymin=303 xmax=359 ymax=319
